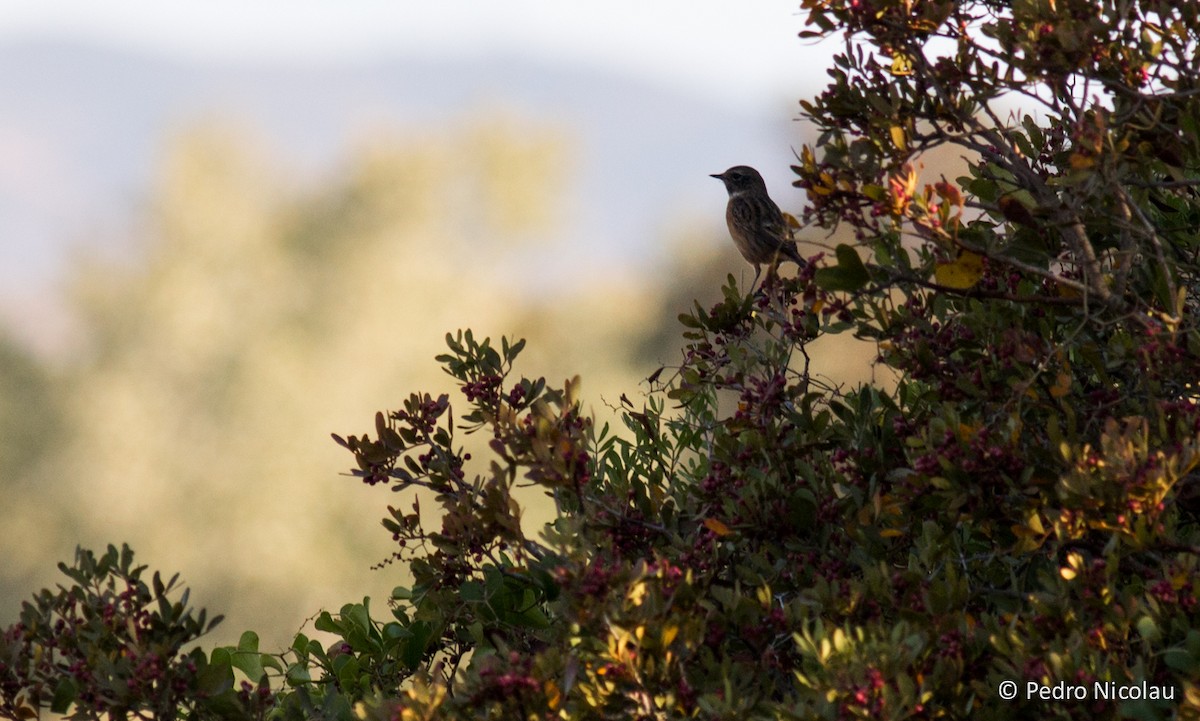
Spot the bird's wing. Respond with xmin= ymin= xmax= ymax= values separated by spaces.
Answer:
xmin=754 ymin=198 xmax=805 ymax=265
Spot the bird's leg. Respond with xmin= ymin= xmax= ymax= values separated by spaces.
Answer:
xmin=763 ymin=260 xmax=782 ymax=287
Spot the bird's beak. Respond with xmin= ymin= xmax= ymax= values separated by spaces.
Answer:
xmin=709 ymin=172 xmax=724 ymax=180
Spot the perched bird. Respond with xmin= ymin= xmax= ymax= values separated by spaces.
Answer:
xmin=710 ymin=165 xmax=805 ymax=285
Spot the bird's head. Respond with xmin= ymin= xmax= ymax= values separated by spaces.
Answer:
xmin=710 ymin=165 xmax=768 ymax=196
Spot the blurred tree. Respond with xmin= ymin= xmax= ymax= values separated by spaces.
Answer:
xmin=0 ymin=332 xmax=65 ymax=612
xmin=0 ymin=333 xmax=59 ymax=485
xmin=13 ymin=117 xmax=644 ymax=649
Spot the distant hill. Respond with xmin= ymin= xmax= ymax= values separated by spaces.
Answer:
xmin=0 ymin=38 xmax=803 ymax=351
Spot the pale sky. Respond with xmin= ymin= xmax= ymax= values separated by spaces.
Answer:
xmin=0 ymin=2 xmax=835 ymax=353
xmin=0 ymin=1 xmax=827 ymax=106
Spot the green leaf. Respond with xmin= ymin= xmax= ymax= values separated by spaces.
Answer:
xmin=198 ymin=648 xmax=235 ymax=696
xmin=815 ymin=244 xmax=870 ymax=291
xmin=862 ymin=184 xmax=886 ymax=201
xmin=1011 ymin=129 xmax=1037 ymax=160
xmin=529 ymin=566 xmax=560 ymax=602
xmin=402 ymin=621 xmax=433 ymax=669
xmin=505 ymin=337 xmax=526 ymax=362
xmin=334 ymin=654 xmax=363 ymax=694
xmin=285 ymin=662 xmax=312 ymax=686
xmin=1163 ymin=647 xmax=1198 ymax=673
xmin=1021 ymin=115 xmax=1044 ymax=149
xmin=1186 ymin=629 xmax=1200 ymax=658
xmin=518 ymin=604 xmax=552 ymax=629
xmin=291 ymin=633 xmax=311 ymax=656
xmin=1135 ymin=616 xmax=1161 ymax=643
xmin=50 ymin=678 xmax=78 ymax=714
xmin=231 ymin=650 xmax=266 ymax=683
xmin=460 ymin=580 xmax=484 ymax=602
xmin=238 ymin=630 xmax=260 ymax=652
xmin=314 ymin=611 xmax=340 ymax=634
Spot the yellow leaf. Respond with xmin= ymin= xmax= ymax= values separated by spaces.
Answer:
xmin=544 ymin=680 xmax=562 ymax=710
xmin=800 ymin=144 xmax=816 ymax=170
xmin=627 ymin=581 xmax=648 ymax=606
xmin=1049 ymin=371 xmax=1071 ymax=398
xmin=662 ymin=625 xmax=679 ymax=647
xmin=1011 ymin=525 xmax=1046 ymax=552
xmin=1069 ymin=152 xmax=1095 ymax=170
xmin=880 ymin=528 xmax=905 ymax=538
xmin=933 ymin=251 xmax=984 ymax=289
xmin=1056 ymin=280 xmax=1082 ymax=298
xmin=890 ymin=52 xmax=914 ymax=76
xmin=890 ymin=125 xmax=908 ymax=151
xmin=704 ymin=518 xmax=733 ymax=537
xmin=1026 ymin=511 xmax=1045 ymax=535
xmin=782 ymin=211 xmax=803 ymax=231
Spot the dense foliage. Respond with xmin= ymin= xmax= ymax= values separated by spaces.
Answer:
xmin=4 ymin=0 xmax=1200 ymax=719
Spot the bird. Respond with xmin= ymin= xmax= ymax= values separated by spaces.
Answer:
xmin=710 ymin=165 xmax=805 ymax=286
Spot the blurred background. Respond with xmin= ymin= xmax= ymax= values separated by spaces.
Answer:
xmin=0 ymin=1 xmax=876 ymax=648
